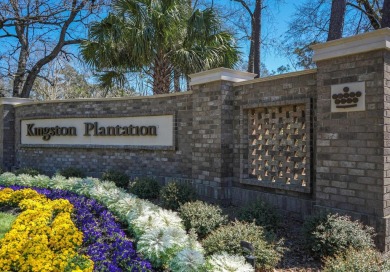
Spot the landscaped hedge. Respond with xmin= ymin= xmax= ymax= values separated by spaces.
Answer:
xmin=322 ymin=248 xmax=389 ymax=272
xmin=128 ymin=177 xmax=161 ymax=200
xmin=101 ymin=169 xmax=129 ymax=189
xmin=178 ymin=200 xmax=227 ymax=238
xmin=236 ymin=199 xmax=280 ymax=231
xmin=202 ymin=220 xmax=284 ymax=271
xmin=303 ymin=213 xmax=374 ymax=258
xmin=160 ymin=181 xmax=197 ymax=210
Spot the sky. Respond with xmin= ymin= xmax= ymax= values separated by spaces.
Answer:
xmin=0 ymin=0 xmax=307 ymax=96
xmin=215 ymin=0 xmax=305 ymax=72
xmin=261 ymin=1 xmax=300 ymax=71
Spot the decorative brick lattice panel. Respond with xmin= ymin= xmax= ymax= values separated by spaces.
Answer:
xmin=248 ymin=104 xmax=310 ymax=192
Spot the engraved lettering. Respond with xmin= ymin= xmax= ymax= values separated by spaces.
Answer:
xmin=26 ymin=123 xmax=77 ymax=140
xmin=140 ymin=126 xmax=149 ymax=135
xmin=84 ymin=123 xmax=94 ymax=136
xmin=26 ymin=121 xmax=159 ymax=142
xmin=27 ymin=124 xmax=34 ymax=136
xmin=149 ymin=126 xmax=157 ymax=136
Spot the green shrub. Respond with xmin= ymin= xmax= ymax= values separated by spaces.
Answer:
xmin=237 ymin=199 xmax=280 ymax=231
xmin=102 ymin=170 xmax=129 ymax=189
xmin=128 ymin=177 xmax=161 ymax=200
xmin=202 ymin=220 xmax=283 ymax=271
xmin=178 ymin=201 xmax=227 ymax=238
xmin=322 ymin=248 xmax=383 ymax=272
xmin=14 ymin=167 xmax=42 ymax=176
xmin=303 ymin=213 xmax=374 ymax=258
xmin=58 ymin=167 xmax=86 ymax=179
xmin=160 ymin=181 xmax=197 ymax=210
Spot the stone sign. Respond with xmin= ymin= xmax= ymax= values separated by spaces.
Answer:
xmin=21 ymin=115 xmax=174 ymax=147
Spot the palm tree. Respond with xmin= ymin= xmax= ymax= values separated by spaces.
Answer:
xmin=81 ymin=0 xmax=239 ymax=94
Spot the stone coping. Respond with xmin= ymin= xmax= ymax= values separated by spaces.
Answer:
xmin=312 ymin=28 xmax=390 ymax=61
xmin=0 ymin=97 xmax=34 ymax=105
xmin=19 ymin=144 xmax=176 ymax=151
xmin=189 ymin=67 xmax=256 ymax=86
xmin=233 ymin=69 xmax=317 ymax=87
xmin=12 ymin=91 xmax=193 ymax=107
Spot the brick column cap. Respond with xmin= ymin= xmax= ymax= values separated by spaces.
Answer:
xmin=188 ymin=67 xmax=256 ymax=86
xmin=312 ymin=28 xmax=390 ymax=62
xmin=0 ymin=97 xmax=33 ymax=105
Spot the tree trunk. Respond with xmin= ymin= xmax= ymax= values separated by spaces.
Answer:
xmin=12 ymin=17 xmax=29 ymax=97
xmin=327 ymin=0 xmax=346 ymax=41
xmin=20 ymin=40 xmax=68 ymax=98
xmin=253 ymin=0 xmax=261 ymax=78
xmin=13 ymin=46 xmax=29 ymax=97
xmin=152 ymin=55 xmax=171 ymax=94
xmin=247 ymin=33 xmax=254 ymax=73
xmin=186 ymin=75 xmax=191 ymax=91
xmin=20 ymin=66 xmax=42 ymax=98
xmin=382 ymin=0 xmax=390 ymax=28
xmin=359 ymin=0 xmax=381 ymax=29
xmin=174 ymin=69 xmax=181 ymax=92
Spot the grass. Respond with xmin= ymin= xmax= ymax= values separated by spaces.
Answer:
xmin=0 ymin=212 xmax=17 ymax=239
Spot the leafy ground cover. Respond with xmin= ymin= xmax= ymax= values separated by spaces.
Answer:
xmin=0 ymin=212 xmax=16 ymax=239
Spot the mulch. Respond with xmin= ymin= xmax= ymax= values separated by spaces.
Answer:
xmin=274 ymin=217 xmax=321 ymax=272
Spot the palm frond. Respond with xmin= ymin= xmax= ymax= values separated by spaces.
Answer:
xmin=97 ymin=70 xmax=128 ymax=90
xmin=82 ymin=0 xmax=239 ymax=94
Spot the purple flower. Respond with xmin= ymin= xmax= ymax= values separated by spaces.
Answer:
xmin=0 ymin=185 xmax=153 ymax=272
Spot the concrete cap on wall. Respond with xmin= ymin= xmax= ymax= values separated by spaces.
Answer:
xmin=188 ymin=67 xmax=256 ymax=86
xmin=312 ymin=28 xmax=390 ymax=62
xmin=0 ymin=97 xmax=34 ymax=105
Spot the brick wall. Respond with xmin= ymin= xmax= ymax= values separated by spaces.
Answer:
xmin=231 ymin=71 xmax=317 ymax=217
xmin=315 ymin=50 xmax=387 ymax=249
xmin=0 ymin=104 xmax=16 ymax=170
xmin=191 ymin=81 xmax=236 ymax=202
xmin=14 ymin=94 xmax=193 ymax=180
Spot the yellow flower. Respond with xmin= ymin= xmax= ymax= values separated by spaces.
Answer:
xmin=0 ymin=188 xmax=94 ymax=272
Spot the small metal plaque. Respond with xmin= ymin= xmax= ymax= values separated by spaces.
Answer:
xmin=331 ymin=82 xmax=365 ymax=112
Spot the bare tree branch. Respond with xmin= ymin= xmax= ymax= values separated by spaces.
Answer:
xmin=231 ymin=0 xmax=253 ymax=17
xmin=35 ymin=74 xmax=55 ymax=86
xmin=0 ymin=0 xmax=108 ymax=98
xmin=354 ymin=0 xmax=381 ymax=29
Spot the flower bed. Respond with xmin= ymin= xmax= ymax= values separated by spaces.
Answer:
xmin=0 ymin=185 xmax=153 ymax=272
xmin=0 ymin=188 xmax=92 ymax=272
xmin=0 ymin=173 xmax=255 ymax=272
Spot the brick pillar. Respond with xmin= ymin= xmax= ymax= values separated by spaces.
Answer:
xmin=189 ymin=68 xmax=255 ymax=203
xmin=0 ymin=98 xmax=33 ymax=171
xmin=312 ymin=28 xmax=390 ymax=251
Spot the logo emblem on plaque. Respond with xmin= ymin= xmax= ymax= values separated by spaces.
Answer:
xmin=331 ymin=82 xmax=365 ymax=112
xmin=332 ymin=86 xmax=362 ymax=109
